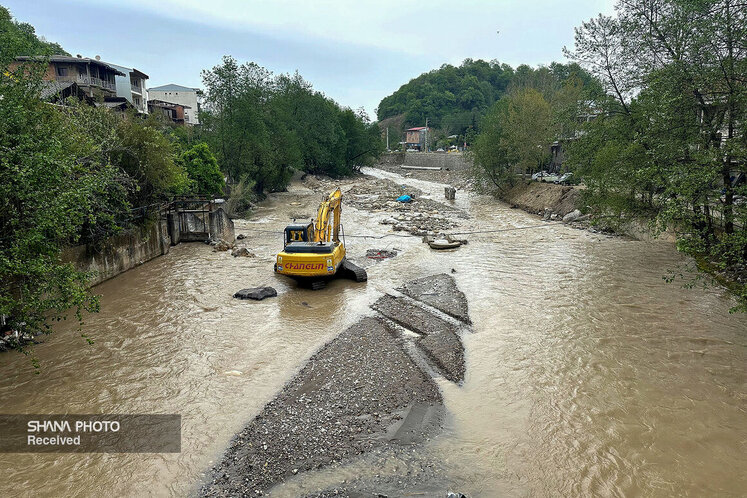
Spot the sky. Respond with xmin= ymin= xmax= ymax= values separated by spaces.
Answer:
xmin=4 ymin=0 xmax=615 ymax=119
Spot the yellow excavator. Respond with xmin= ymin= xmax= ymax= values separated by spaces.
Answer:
xmin=275 ymin=188 xmax=367 ymax=289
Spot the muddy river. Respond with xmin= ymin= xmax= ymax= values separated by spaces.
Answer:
xmin=1 ymin=168 xmax=745 ymax=497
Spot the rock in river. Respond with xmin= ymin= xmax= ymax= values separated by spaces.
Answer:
xmin=233 ymin=287 xmax=277 ymax=300
xmin=230 ymin=247 xmax=254 ymax=257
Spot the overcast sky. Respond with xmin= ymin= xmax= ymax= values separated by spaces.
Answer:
xmin=5 ymin=0 xmax=615 ymax=118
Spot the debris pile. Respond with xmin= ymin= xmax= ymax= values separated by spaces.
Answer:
xmin=422 ymin=233 xmax=468 ymax=250
xmin=366 ymin=248 xmax=398 ymax=260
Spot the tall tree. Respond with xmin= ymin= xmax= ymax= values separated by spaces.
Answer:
xmin=565 ymin=0 xmax=746 ymax=310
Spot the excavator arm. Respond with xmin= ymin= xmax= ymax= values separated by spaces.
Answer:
xmin=313 ymin=188 xmax=342 ymax=243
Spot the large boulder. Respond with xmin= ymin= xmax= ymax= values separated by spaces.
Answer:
xmin=233 ymin=287 xmax=277 ymax=300
xmin=231 ymin=247 xmax=255 ymax=257
xmin=562 ymin=209 xmax=583 ymax=223
xmin=213 ymin=239 xmax=234 ymax=251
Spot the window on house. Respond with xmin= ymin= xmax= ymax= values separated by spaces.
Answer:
xmin=56 ymin=66 xmax=68 ymax=77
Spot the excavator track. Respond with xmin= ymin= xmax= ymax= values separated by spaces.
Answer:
xmin=339 ymin=259 xmax=368 ymax=282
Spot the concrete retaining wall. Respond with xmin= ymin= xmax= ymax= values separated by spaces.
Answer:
xmin=62 ymin=218 xmax=171 ymax=287
xmin=62 ymin=207 xmax=235 ymax=287
xmin=403 ymin=152 xmax=472 ymax=171
xmin=209 ymin=208 xmax=234 ymax=243
xmin=378 ymin=152 xmax=405 ymax=166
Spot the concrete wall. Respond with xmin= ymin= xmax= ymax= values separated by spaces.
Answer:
xmin=403 ymin=152 xmax=472 ymax=171
xmin=379 ymin=152 xmax=405 ymax=166
xmin=62 ymin=218 xmax=171 ymax=287
xmin=63 ymin=207 xmax=234 ymax=287
xmin=209 ymin=208 xmax=235 ymax=243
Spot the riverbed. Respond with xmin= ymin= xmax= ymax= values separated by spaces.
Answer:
xmin=1 ymin=167 xmax=745 ymax=497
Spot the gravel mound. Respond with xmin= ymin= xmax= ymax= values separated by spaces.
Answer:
xmin=372 ymin=294 xmax=465 ymax=383
xmin=399 ymin=273 xmax=471 ymax=324
xmin=201 ymin=317 xmax=441 ymax=496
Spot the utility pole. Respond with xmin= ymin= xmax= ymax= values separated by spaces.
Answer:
xmin=425 ymin=117 xmax=428 ymax=152
xmin=386 ymin=127 xmax=389 ymax=151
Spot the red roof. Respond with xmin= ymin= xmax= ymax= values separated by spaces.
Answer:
xmin=406 ymin=127 xmax=428 ymax=131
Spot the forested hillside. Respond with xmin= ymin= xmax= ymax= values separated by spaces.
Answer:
xmin=376 ymin=59 xmax=600 ymax=141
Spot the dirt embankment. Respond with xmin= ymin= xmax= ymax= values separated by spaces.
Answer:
xmin=499 ymin=181 xmax=582 ymax=218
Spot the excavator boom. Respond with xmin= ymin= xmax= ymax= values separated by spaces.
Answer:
xmin=313 ymin=189 xmax=342 ymax=243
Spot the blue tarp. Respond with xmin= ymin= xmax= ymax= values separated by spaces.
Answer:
xmin=396 ymin=195 xmax=412 ymax=203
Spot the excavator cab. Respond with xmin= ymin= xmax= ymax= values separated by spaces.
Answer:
xmin=284 ymin=223 xmax=313 ymax=246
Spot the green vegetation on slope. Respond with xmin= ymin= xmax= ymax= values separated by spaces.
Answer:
xmin=376 ymin=58 xmax=601 ymax=146
xmin=0 ymin=5 xmax=68 ymax=64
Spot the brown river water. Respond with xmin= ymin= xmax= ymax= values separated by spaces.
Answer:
xmin=1 ymin=168 xmax=745 ymax=497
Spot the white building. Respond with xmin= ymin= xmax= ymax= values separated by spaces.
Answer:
xmin=107 ymin=62 xmax=149 ymax=114
xmin=147 ymin=84 xmax=200 ymax=125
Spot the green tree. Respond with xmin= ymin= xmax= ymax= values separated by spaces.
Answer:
xmin=0 ymin=6 xmax=68 ymax=64
xmin=0 ymin=65 xmax=127 ymax=350
xmin=471 ymin=99 xmax=513 ymax=188
xmin=200 ymin=56 xmax=382 ymax=193
xmin=503 ymin=89 xmax=553 ymax=174
xmin=566 ymin=0 xmax=746 ymax=311
xmin=112 ymin=113 xmax=191 ymax=206
xmin=181 ymin=143 xmax=224 ymax=196
xmin=472 ymin=88 xmax=553 ymax=187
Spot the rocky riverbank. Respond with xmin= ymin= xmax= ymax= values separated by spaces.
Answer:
xmin=200 ymin=274 xmax=471 ymax=496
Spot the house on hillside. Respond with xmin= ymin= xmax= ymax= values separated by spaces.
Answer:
xmin=147 ymin=99 xmax=190 ymax=125
xmin=405 ymin=126 xmax=431 ymax=151
xmin=147 ymin=84 xmax=200 ymax=125
xmin=39 ymin=81 xmax=93 ymax=106
xmin=13 ymin=55 xmax=124 ymax=99
xmin=107 ymin=63 xmax=149 ymax=114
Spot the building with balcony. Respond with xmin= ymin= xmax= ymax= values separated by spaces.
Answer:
xmin=405 ymin=127 xmax=431 ymax=151
xmin=108 ymin=63 xmax=149 ymax=114
xmin=14 ymin=55 xmax=124 ymax=99
xmin=147 ymin=84 xmax=200 ymax=125
xmin=147 ymin=99 xmax=190 ymax=125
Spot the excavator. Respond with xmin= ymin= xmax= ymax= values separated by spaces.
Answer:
xmin=275 ymin=188 xmax=367 ymax=289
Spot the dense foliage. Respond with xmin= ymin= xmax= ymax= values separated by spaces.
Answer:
xmin=180 ymin=142 xmax=224 ymax=196
xmin=471 ymin=65 xmax=601 ymax=186
xmin=564 ymin=0 xmax=746 ymax=311
xmin=0 ymin=5 xmax=67 ymax=64
xmin=0 ymin=67 xmax=115 ymax=348
xmin=200 ymin=57 xmax=383 ymax=199
xmin=377 ymin=59 xmax=513 ymax=136
xmin=377 ymin=59 xmax=601 ymax=146
xmin=0 ymin=63 xmax=200 ymax=348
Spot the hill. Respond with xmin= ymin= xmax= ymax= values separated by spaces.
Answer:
xmin=376 ymin=59 xmax=600 ymax=141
